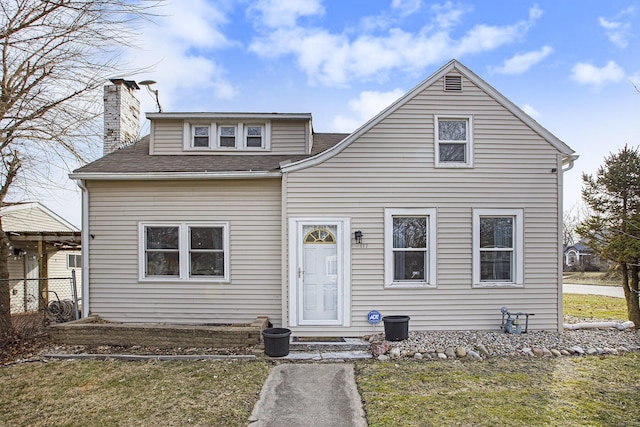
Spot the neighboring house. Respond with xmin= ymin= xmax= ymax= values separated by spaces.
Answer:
xmin=2 ymin=202 xmax=82 ymax=313
xmin=71 ymin=60 xmax=578 ymax=334
xmin=563 ymin=242 xmax=606 ymax=271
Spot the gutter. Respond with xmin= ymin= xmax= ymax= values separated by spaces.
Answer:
xmin=69 ymin=171 xmax=282 ymax=181
xmin=562 ymin=154 xmax=579 ymax=172
xmin=76 ymin=179 xmax=90 ymax=318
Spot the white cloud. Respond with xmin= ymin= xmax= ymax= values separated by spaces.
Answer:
xmin=521 ymin=104 xmax=540 ymax=119
xmin=570 ymin=61 xmax=626 ymax=86
xmin=249 ymin=0 xmax=324 ymax=28
xmin=599 ymin=7 xmax=634 ymax=48
xmin=492 ymin=46 xmax=553 ymax=75
xmin=250 ymin=5 xmax=543 ymax=87
xmin=127 ymin=0 xmax=237 ymax=113
xmin=430 ymin=2 xmax=471 ymax=29
xmin=392 ymin=0 xmax=423 ymax=17
xmin=332 ymin=89 xmax=405 ymax=132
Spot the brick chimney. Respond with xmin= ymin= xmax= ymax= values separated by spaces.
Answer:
xmin=103 ymin=79 xmax=140 ymax=156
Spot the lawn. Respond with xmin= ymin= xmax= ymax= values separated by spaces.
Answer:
xmin=563 ymin=271 xmax=621 ymax=286
xmin=0 ymin=294 xmax=637 ymax=426
xmin=0 ymin=359 xmax=269 ymax=426
xmin=563 ymin=293 xmax=628 ymax=321
xmin=356 ymin=353 xmax=640 ymax=427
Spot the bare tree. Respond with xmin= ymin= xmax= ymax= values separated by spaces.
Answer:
xmin=0 ymin=0 xmax=160 ymax=338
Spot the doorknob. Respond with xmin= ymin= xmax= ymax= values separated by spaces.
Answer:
xmin=298 ymin=268 xmax=304 ymax=278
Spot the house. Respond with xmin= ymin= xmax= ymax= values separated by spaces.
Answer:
xmin=70 ymin=60 xmax=577 ymax=334
xmin=2 ymin=202 xmax=82 ymax=313
xmin=563 ymin=242 xmax=606 ymax=272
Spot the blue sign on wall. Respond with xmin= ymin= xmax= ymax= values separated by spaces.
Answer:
xmin=367 ymin=310 xmax=382 ymax=325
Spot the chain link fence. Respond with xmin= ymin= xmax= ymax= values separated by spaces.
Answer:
xmin=5 ymin=271 xmax=80 ymax=323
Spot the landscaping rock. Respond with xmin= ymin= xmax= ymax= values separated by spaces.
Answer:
xmin=476 ymin=344 xmax=489 ymax=356
xmin=455 ymin=347 xmax=467 ymax=358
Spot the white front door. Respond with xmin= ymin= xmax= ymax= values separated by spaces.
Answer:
xmin=289 ymin=219 xmax=351 ymax=327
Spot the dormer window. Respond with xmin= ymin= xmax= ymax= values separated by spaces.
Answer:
xmin=184 ymin=121 xmax=271 ymax=151
xmin=246 ymin=125 xmax=263 ymax=148
xmin=219 ymin=126 xmax=236 ymax=148
xmin=193 ymin=126 xmax=210 ymax=148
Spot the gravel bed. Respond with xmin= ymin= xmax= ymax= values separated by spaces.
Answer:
xmin=371 ymin=321 xmax=640 ymax=360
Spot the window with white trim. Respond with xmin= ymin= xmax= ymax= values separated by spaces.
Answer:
xmin=184 ymin=121 xmax=270 ymax=151
xmin=219 ymin=125 xmax=236 ymax=148
xmin=384 ymin=208 xmax=437 ymax=287
xmin=435 ymin=115 xmax=473 ymax=166
xmin=473 ymin=209 xmax=523 ymax=286
xmin=67 ymin=254 xmax=82 ymax=269
xmin=245 ymin=125 xmax=264 ymax=148
xmin=140 ymin=222 xmax=229 ymax=281
xmin=193 ymin=125 xmax=210 ymax=148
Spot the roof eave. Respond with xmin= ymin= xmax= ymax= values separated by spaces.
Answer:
xmin=145 ymin=112 xmax=312 ymax=120
xmin=69 ymin=171 xmax=283 ymax=181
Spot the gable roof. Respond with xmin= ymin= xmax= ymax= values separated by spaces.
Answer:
xmin=1 ymin=202 xmax=79 ymax=232
xmin=282 ymin=59 xmax=577 ymax=173
xmin=70 ymin=133 xmax=348 ymax=180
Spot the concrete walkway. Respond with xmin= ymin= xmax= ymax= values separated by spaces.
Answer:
xmin=563 ymin=283 xmax=624 ymax=298
xmin=248 ymin=363 xmax=367 ymax=427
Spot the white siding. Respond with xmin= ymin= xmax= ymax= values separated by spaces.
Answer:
xmin=151 ymin=120 xmax=308 ymax=155
xmin=86 ymin=179 xmax=282 ymax=324
xmin=284 ymin=73 xmax=563 ymax=334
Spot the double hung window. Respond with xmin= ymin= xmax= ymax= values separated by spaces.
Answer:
xmin=384 ymin=208 xmax=437 ymax=287
xmin=473 ymin=209 xmax=523 ymax=286
xmin=193 ymin=125 xmax=210 ymax=148
xmin=141 ymin=223 xmax=229 ymax=281
xmin=435 ymin=115 xmax=472 ymax=166
xmin=219 ymin=126 xmax=236 ymax=148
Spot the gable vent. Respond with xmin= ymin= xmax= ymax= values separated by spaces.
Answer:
xmin=444 ymin=75 xmax=463 ymax=92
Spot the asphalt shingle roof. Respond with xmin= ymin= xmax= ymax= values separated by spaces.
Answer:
xmin=74 ymin=133 xmax=348 ymax=175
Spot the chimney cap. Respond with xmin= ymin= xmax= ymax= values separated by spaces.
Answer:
xmin=109 ymin=78 xmax=140 ymax=91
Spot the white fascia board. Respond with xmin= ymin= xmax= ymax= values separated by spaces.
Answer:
xmin=282 ymin=59 xmax=576 ymax=173
xmin=145 ymin=112 xmax=312 ymax=121
xmin=69 ymin=171 xmax=282 ymax=180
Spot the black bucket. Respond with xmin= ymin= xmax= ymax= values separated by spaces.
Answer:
xmin=262 ymin=327 xmax=292 ymax=357
xmin=382 ymin=315 xmax=410 ymax=341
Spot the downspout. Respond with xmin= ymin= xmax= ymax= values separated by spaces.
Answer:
xmin=558 ymin=153 xmax=579 ymax=332
xmin=557 ymin=155 xmax=564 ymax=333
xmin=76 ymin=179 xmax=90 ymax=318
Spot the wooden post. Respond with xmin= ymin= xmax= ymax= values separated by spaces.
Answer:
xmin=38 ymin=241 xmax=48 ymax=310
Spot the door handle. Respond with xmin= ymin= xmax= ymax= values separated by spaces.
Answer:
xmin=298 ymin=268 xmax=304 ymax=278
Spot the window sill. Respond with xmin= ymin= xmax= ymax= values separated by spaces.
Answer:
xmin=472 ymin=282 xmax=523 ymax=288
xmin=139 ymin=277 xmax=230 ymax=283
xmin=385 ymin=282 xmax=436 ymax=289
xmin=435 ymin=163 xmax=473 ymax=168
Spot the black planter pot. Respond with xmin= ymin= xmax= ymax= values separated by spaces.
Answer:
xmin=262 ymin=327 xmax=292 ymax=357
xmin=382 ymin=315 xmax=410 ymax=341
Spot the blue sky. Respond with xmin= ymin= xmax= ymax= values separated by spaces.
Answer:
xmin=44 ymin=0 xmax=640 ymax=226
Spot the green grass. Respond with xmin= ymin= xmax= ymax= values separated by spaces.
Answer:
xmin=356 ymin=354 xmax=640 ymax=427
xmin=0 ymin=359 xmax=269 ymax=427
xmin=563 ymin=293 xmax=629 ymax=321
xmin=563 ymin=271 xmax=621 ymax=286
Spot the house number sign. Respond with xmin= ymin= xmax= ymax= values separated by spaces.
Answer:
xmin=367 ymin=310 xmax=382 ymax=325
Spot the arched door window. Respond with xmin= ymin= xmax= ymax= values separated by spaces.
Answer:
xmin=304 ymin=227 xmax=336 ymax=244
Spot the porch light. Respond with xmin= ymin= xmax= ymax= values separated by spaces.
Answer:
xmin=354 ymin=230 xmax=363 ymax=244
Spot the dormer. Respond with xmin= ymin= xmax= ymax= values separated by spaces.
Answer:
xmin=146 ymin=112 xmax=313 ymax=156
